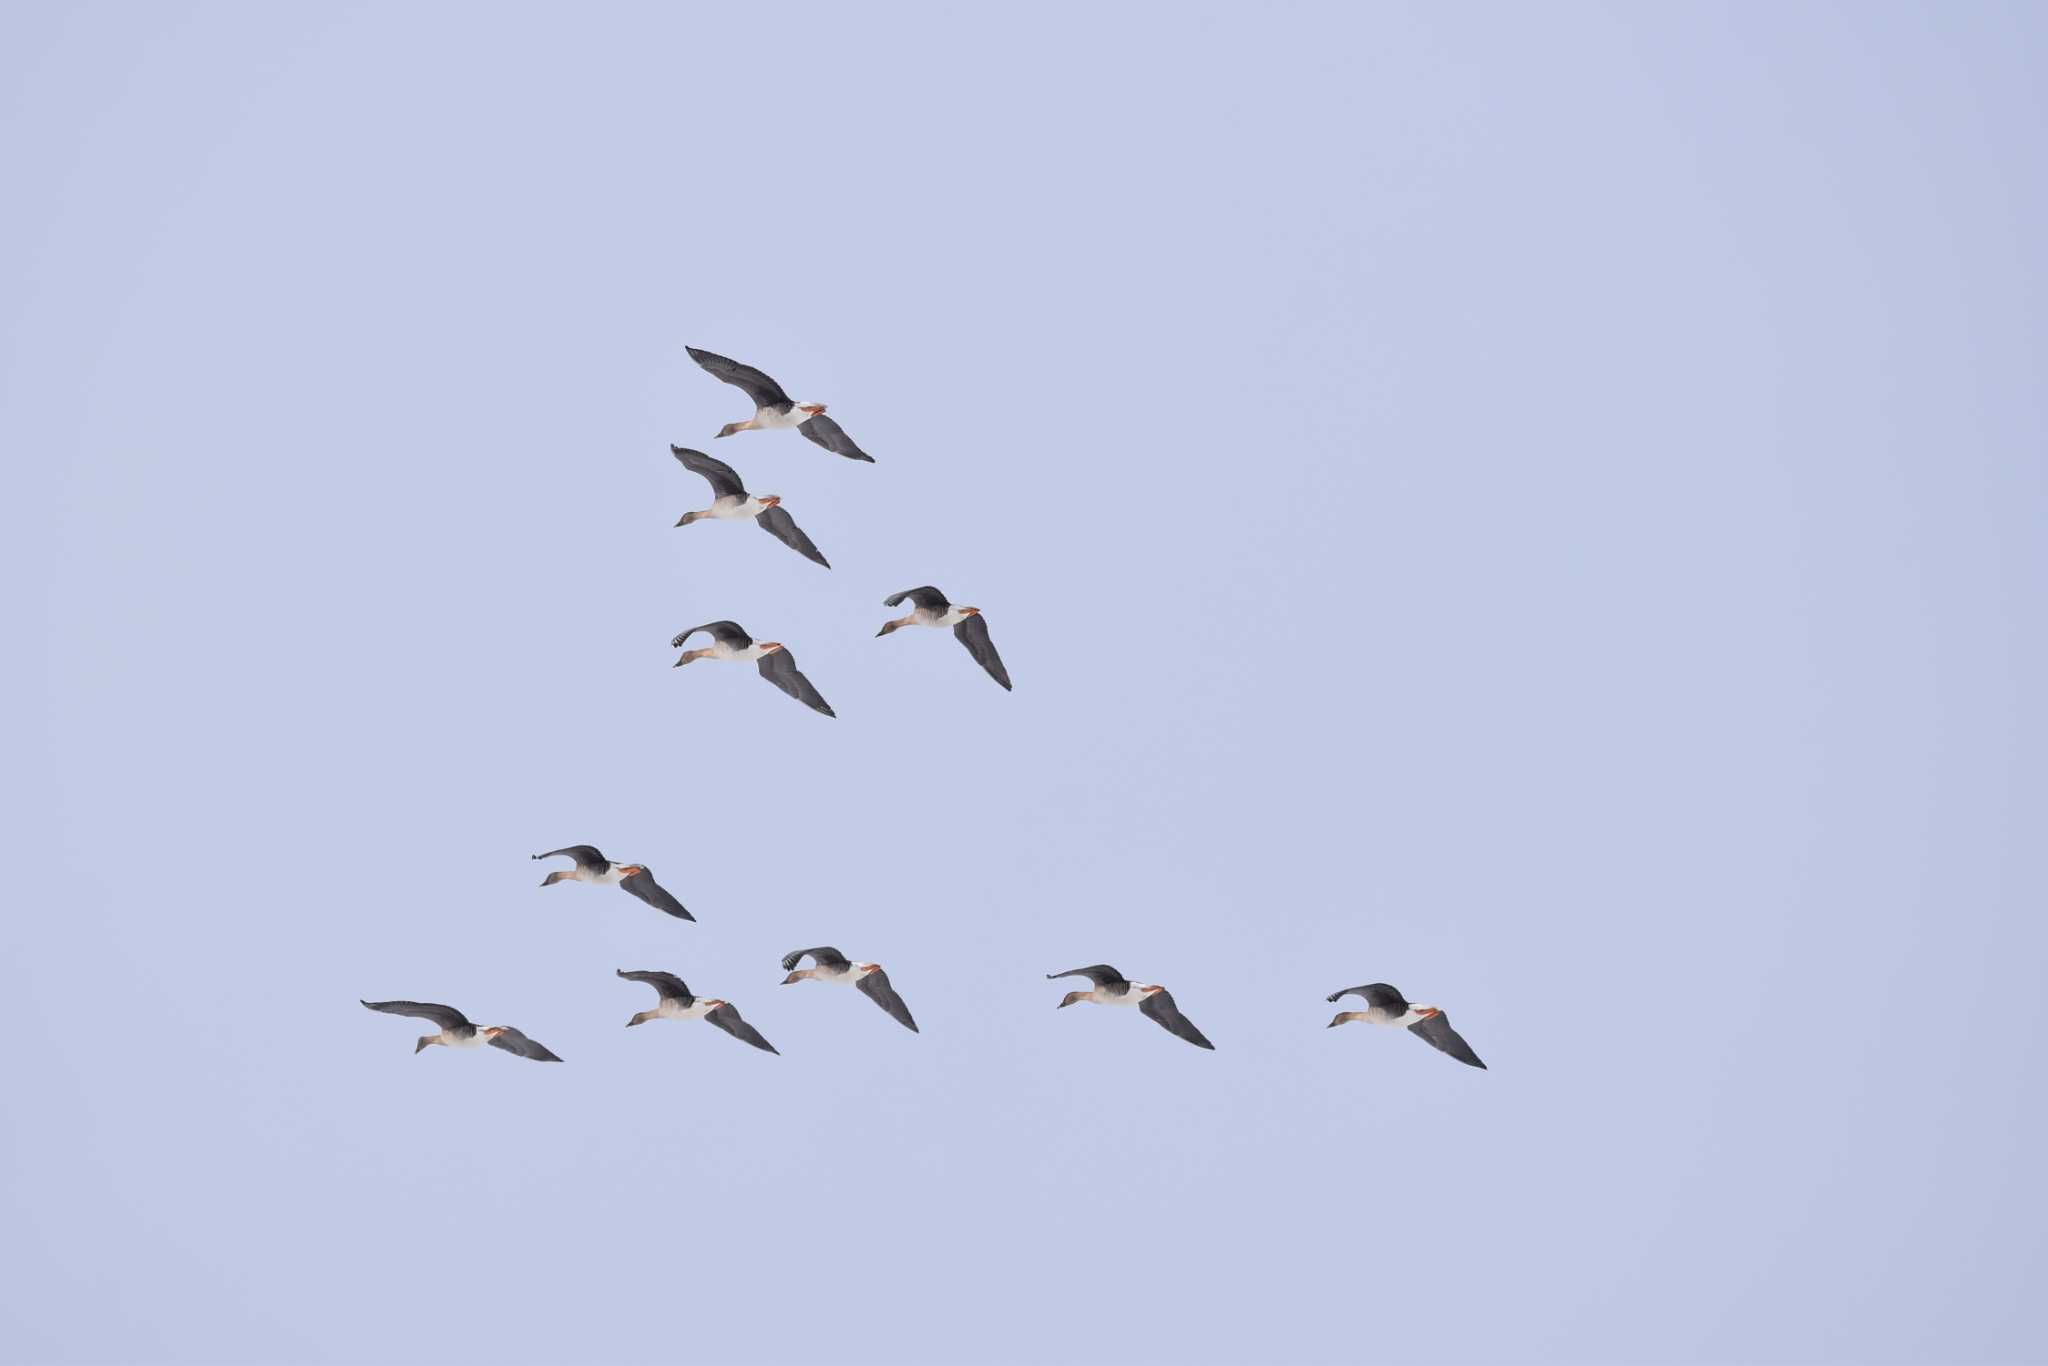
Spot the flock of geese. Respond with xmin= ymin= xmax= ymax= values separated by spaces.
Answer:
xmin=361 ymin=347 xmax=1486 ymax=1071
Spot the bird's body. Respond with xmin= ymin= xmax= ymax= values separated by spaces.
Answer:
xmin=876 ymin=586 xmax=1012 ymax=691
xmin=359 ymin=1000 xmax=563 ymax=1061
xmin=616 ymin=970 xmax=778 ymax=1053
xmin=1326 ymin=983 xmax=1486 ymax=1069
xmin=671 ymin=621 xmax=835 ymax=716
xmin=670 ymin=446 xmax=829 ymax=567
xmin=532 ymin=846 xmax=694 ymax=921
xmin=1046 ymin=965 xmax=1213 ymax=1049
xmin=685 ymin=346 xmax=874 ymax=462
xmin=780 ymin=947 xmax=919 ymax=1032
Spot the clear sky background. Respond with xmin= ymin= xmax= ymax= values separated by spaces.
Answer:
xmin=4 ymin=3 xmax=2045 ymax=1362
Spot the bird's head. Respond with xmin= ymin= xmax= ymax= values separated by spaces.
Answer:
xmin=626 ymin=1010 xmax=655 ymax=1028
xmin=1327 ymin=1012 xmax=1362 ymax=1029
xmin=1057 ymin=990 xmax=1087 ymax=1009
xmin=540 ymin=870 xmax=568 ymax=886
xmin=414 ymin=1035 xmax=436 ymax=1053
xmin=780 ymin=971 xmax=802 ymax=985
xmin=876 ymin=620 xmax=901 ymax=636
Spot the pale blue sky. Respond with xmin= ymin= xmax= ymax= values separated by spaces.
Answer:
xmin=5 ymin=3 xmax=2045 ymax=1362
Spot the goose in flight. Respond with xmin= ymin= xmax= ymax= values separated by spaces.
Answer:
xmin=359 ymin=1000 xmax=562 ymax=1060
xmin=780 ymin=947 xmax=919 ymax=1033
xmin=532 ymin=845 xmax=693 ymax=921
xmin=1327 ymin=983 xmax=1486 ymax=1069
xmin=1046 ymin=965 xmax=1213 ymax=1050
xmin=615 ymin=970 xmax=779 ymax=1054
xmin=671 ymin=621 xmax=835 ymax=716
xmin=685 ymin=345 xmax=874 ymax=462
xmin=876 ymin=586 xmax=1011 ymax=691
xmin=669 ymin=446 xmax=829 ymax=568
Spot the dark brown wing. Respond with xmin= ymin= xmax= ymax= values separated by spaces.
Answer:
xmin=1139 ymin=989 xmax=1215 ymax=1050
xmin=620 ymin=868 xmax=694 ymax=921
xmin=687 ymin=346 xmax=791 ymax=411
xmin=1328 ymin=983 xmax=1410 ymax=1012
xmin=781 ymin=947 xmax=849 ymax=971
xmin=757 ymin=505 xmax=830 ymax=568
xmin=361 ymin=1000 xmax=473 ymax=1035
xmin=532 ymin=846 xmax=608 ymax=873
xmin=671 ymin=445 xmax=747 ymax=499
xmin=486 ymin=1027 xmax=563 ymax=1061
xmin=1046 ymin=965 xmax=1128 ymax=989
xmin=1408 ymin=1013 xmax=1487 ymax=1069
xmin=856 ymin=969 xmax=919 ymax=1033
xmin=615 ymin=969 xmax=693 ymax=1004
xmin=953 ymin=614 xmax=1012 ymax=690
xmin=672 ymin=621 xmax=752 ymax=650
xmin=798 ymin=413 xmax=873 ymax=462
xmin=757 ymin=648 xmax=835 ymax=716
xmin=705 ymin=1004 xmax=778 ymax=1054
xmin=883 ymin=586 xmax=950 ymax=610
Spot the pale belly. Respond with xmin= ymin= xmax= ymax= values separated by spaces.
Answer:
xmin=754 ymin=406 xmax=805 ymax=430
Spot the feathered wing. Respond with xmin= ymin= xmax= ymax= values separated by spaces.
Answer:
xmin=672 ymin=621 xmax=752 ymax=650
xmin=1046 ymin=965 xmax=1128 ymax=988
xmin=616 ymin=969 xmax=693 ymax=1004
xmin=883 ymin=586 xmax=950 ymax=611
xmin=1408 ymin=1013 xmax=1487 ymax=1069
xmin=953 ymin=614 xmax=1012 ymax=690
xmin=705 ymin=1004 xmax=779 ymax=1054
xmin=781 ymin=947 xmax=849 ymax=971
xmin=361 ymin=1000 xmax=473 ymax=1035
xmin=532 ymin=846 xmax=607 ymax=873
xmin=671 ymin=445 xmax=747 ymax=499
xmin=620 ymin=868 xmax=694 ymax=921
xmin=856 ymin=969 xmax=919 ymax=1033
xmin=757 ymin=648 xmax=836 ymax=716
xmin=1327 ymin=983 xmax=1410 ymax=1012
xmin=686 ymin=346 xmax=792 ymax=411
xmin=757 ymin=505 xmax=830 ymax=568
xmin=486 ymin=1027 xmax=563 ymax=1062
xmin=1139 ymin=990 xmax=1216 ymax=1050
xmin=798 ymin=413 xmax=874 ymax=462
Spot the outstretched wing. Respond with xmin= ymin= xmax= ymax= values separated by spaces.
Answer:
xmin=671 ymin=445 xmax=747 ymax=499
xmin=361 ymin=999 xmax=472 ymax=1034
xmin=615 ymin=969 xmax=693 ymax=1003
xmin=757 ymin=505 xmax=830 ymax=568
xmin=486 ymin=1027 xmax=563 ymax=1062
xmin=532 ymin=846 xmax=607 ymax=872
xmin=883 ymin=586 xmax=950 ymax=611
xmin=757 ymin=648 xmax=835 ymax=717
xmin=856 ymin=969 xmax=919 ymax=1033
xmin=798 ymin=413 xmax=874 ymax=462
xmin=1327 ymin=983 xmax=1410 ymax=1012
xmin=687 ymin=346 xmax=792 ymax=412
xmin=1045 ymin=965 xmax=1128 ymax=989
xmin=672 ymin=620 xmax=752 ymax=650
xmin=953 ymin=614 xmax=1012 ymax=691
xmin=1139 ymin=990 xmax=1215 ymax=1050
xmin=705 ymin=1004 xmax=779 ymax=1055
xmin=620 ymin=868 xmax=694 ymax=921
xmin=781 ymin=947 xmax=849 ymax=971
xmin=1408 ymin=1013 xmax=1487 ymax=1069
